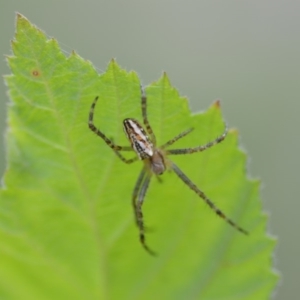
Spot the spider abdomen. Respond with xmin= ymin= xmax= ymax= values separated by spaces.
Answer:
xmin=123 ymin=118 xmax=154 ymax=159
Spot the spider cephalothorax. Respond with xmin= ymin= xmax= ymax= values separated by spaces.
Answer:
xmin=88 ymin=86 xmax=248 ymax=255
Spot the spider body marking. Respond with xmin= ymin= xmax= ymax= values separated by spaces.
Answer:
xmin=123 ymin=118 xmax=166 ymax=175
xmin=88 ymin=86 xmax=248 ymax=256
xmin=123 ymin=119 xmax=154 ymax=159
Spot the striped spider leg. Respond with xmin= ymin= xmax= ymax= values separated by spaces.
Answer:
xmin=88 ymin=96 xmax=138 ymax=164
xmin=88 ymin=87 xmax=248 ymax=256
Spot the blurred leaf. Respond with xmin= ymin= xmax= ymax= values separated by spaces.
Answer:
xmin=0 ymin=14 xmax=278 ymax=300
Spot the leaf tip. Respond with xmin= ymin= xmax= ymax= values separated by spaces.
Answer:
xmin=16 ymin=12 xmax=24 ymax=20
xmin=160 ymin=71 xmax=171 ymax=86
xmin=212 ymin=99 xmax=221 ymax=108
xmin=229 ymin=128 xmax=239 ymax=136
xmin=162 ymin=71 xmax=170 ymax=81
xmin=207 ymin=99 xmax=225 ymax=119
xmin=69 ymin=50 xmax=86 ymax=63
xmin=49 ymin=37 xmax=59 ymax=45
xmin=15 ymin=12 xmax=30 ymax=28
xmin=71 ymin=49 xmax=78 ymax=56
xmin=107 ymin=58 xmax=124 ymax=75
xmin=107 ymin=58 xmax=118 ymax=69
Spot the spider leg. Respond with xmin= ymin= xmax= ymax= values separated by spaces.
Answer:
xmin=141 ymin=86 xmax=157 ymax=146
xmin=132 ymin=168 xmax=156 ymax=255
xmin=160 ymin=128 xmax=194 ymax=149
xmin=132 ymin=167 xmax=147 ymax=226
xmin=89 ymin=96 xmax=135 ymax=163
xmin=113 ymin=150 xmax=138 ymax=164
xmin=166 ymin=126 xmax=228 ymax=155
xmin=138 ymin=175 xmax=156 ymax=255
xmin=171 ymin=162 xmax=248 ymax=235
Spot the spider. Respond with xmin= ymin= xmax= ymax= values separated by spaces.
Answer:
xmin=88 ymin=86 xmax=248 ymax=255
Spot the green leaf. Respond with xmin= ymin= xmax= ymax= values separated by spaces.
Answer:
xmin=1 ymin=14 xmax=278 ymax=300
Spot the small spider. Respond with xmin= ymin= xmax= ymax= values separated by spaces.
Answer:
xmin=88 ymin=86 xmax=248 ymax=255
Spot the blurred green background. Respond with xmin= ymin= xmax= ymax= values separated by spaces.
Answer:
xmin=0 ymin=1 xmax=298 ymax=299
